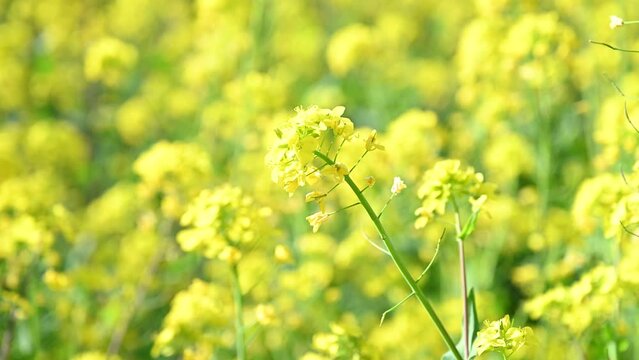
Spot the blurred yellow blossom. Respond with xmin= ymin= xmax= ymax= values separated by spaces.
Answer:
xmin=84 ymin=37 xmax=138 ymax=86
xmin=177 ymin=184 xmax=270 ymax=259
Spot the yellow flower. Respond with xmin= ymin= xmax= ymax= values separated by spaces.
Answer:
xmin=265 ymin=106 xmax=354 ymax=196
xmin=218 ymin=246 xmax=242 ymax=264
xmin=364 ymin=129 xmax=385 ymax=151
xmin=610 ymin=15 xmax=624 ymax=29
xmin=523 ymin=265 xmax=621 ymax=334
xmin=84 ymin=37 xmax=138 ymax=86
xmin=474 ymin=314 xmax=533 ymax=357
xmin=177 ymin=185 xmax=269 ymax=259
xmin=364 ymin=176 xmax=376 ymax=187
xmin=255 ymin=304 xmax=277 ymax=325
xmin=43 ymin=270 xmax=70 ymax=291
xmin=274 ymin=244 xmax=294 ymax=264
xmin=306 ymin=211 xmax=331 ymax=233
xmin=470 ymin=194 xmax=488 ymax=213
xmin=322 ymin=162 xmax=349 ymax=182
xmin=414 ymin=160 xmax=492 ymax=229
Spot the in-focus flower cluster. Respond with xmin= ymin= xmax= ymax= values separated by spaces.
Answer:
xmin=474 ymin=314 xmax=533 ymax=358
xmin=265 ymin=106 xmax=354 ymax=196
xmin=177 ymin=184 xmax=271 ymax=263
xmin=415 ymin=159 xmax=491 ymax=229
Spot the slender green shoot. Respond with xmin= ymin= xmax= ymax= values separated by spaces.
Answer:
xmin=313 ymin=150 xmax=463 ymax=360
xmin=231 ymin=264 xmax=246 ymax=360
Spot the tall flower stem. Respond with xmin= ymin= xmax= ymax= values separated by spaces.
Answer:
xmin=231 ymin=264 xmax=246 ymax=360
xmin=452 ymin=200 xmax=470 ymax=360
xmin=458 ymin=239 xmax=469 ymax=360
xmin=314 ymin=151 xmax=462 ymax=360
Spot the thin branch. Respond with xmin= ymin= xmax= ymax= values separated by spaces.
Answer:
xmin=590 ymin=40 xmax=639 ymax=53
xmin=620 ymin=166 xmax=629 ymax=186
xmin=379 ymin=229 xmax=445 ymax=325
xmin=602 ymin=73 xmax=627 ymax=98
xmin=333 ymin=138 xmax=347 ymax=162
xmin=624 ymin=101 xmax=639 ymax=134
xmin=380 ymin=292 xmax=413 ymax=326
xmin=361 ymin=230 xmax=390 ymax=256
xmin=377 ymin=196 xmax=393 ymax=220
xmin=416 ymin=229 xmax=445 ymax=281
xmin=620 ymin=221 xmax=639 ymax=238
xmin=350 ymin=150 xmax=369 ymax=173
xmin=335 ymin=202 xmax=361 ymax=213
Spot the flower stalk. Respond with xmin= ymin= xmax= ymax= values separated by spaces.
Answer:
xmin=231 ymin=264 xmax=246 ymax=360
xmin=452 ymin=200 xmax=470 ymax=360
xmin=313 ymin=150 xmax=463 ymax=360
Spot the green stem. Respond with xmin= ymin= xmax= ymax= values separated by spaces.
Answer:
xmin=451 ymin=198 xmax=470 ymax=360
xmin=377 ymin=196 xmax=394 ymax=219
xmin=313 ymin=151 xmax=462 ymax=360
xmin=590 ymin=40 xmax=639 ymax=53
xmin=0 ymin=309 xmax=15 ymax=360
xmin=231 ymin=264 xmax=246 ymax=360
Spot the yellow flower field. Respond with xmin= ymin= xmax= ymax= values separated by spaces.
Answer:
xmin=1 ymin=0 xmax=638 ymax=359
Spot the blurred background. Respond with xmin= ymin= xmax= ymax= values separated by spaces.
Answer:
xmin=1 ymin=0 xmax=639 ymax=359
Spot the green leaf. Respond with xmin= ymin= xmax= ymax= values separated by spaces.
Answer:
xmin=459 ymin=211 xmax=479 ymax=241
xmin=441 ymin=288 xmax=480 ymax=360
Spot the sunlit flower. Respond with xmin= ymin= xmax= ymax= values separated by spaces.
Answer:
xmin=470 ymin=194 xmax=488 ymax=213
xmin=265 ymin=106 xmax=354 ymax=196
xmin=364 ymin=129 xmax=385 ymax=151
xmin=306 ymin=211 xmax=331 ymax=232
xmin=322 ymin=162 xmax=349 ymax=182
xmin=391 ymin=177 xmax=406 ymax=195
xmin=255 ymin=304 xmax=277 ymax=325
xmin=610 ymin=15 xmax=624 ymax=29
xmin=474 ymin=314 xmax=533 ymax=357
xmin=218 ymin=246 xmax=242 ymax=264
xmin=274 ymin=244 xmax=294 ymax=264
xmin=364 ymin=176 xmax=376 ymax=187
xmin=414 ymin=160 xmax=492 ymax=229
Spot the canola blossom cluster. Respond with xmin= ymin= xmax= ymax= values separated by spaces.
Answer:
xmin=177 ymin=185 xmax=271 ymax=262
xmin=265 ymin=106 xmax=354 ymax=196
xmin=474 ymin=314 xmax=533 ymax=358
xmin=415 ymin=160 xmax=491 ymax=229
xmin=152 ymin=279 xmax=232 ymax=358
xmin=524 ymin=265 xmax=622 ymax=334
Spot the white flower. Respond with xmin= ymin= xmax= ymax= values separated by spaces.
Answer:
xmin=391 ymin=176 xmax=406 ymax=195
xmin=610 ymin=15 xmax=624 ymax=29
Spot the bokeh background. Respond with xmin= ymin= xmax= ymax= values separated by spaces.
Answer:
xmin=1 ymin=0 xmax=639 ymax=359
